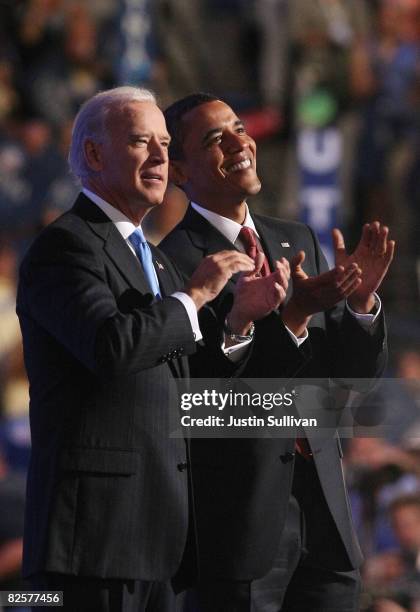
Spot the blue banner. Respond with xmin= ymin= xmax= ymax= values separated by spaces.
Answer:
xmin=117 ymin=0 xmax=153 ymax=85
xmin=298 ymin=128 xmax=342 ymax=267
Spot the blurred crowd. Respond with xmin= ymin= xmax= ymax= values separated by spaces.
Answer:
xmin=0 ymin=1 xmax=419 ymax=610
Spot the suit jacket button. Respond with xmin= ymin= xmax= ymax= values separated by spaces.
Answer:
xmin=177 ymin=462 xmax=188 ymax=472
xmin=280 ymin=451 xmax=295 ymax=464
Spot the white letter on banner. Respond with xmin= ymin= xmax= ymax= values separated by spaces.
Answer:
xmin=300 ymin=188 xmax=341 ymax=231
xmin=298 ymin=129 xmax=342 ymax=174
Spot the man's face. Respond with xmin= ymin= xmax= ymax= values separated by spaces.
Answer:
xmin=173 ymin=100 xmax=261 ymax=210
xmin=92 ymin=101 xmax=170 ymax=214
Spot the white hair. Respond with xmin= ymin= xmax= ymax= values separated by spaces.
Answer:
xmin=68 ymin=86 xmax=157 ymax=180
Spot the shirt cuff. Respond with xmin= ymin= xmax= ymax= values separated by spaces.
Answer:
xmin=171 ymin=292 xmax=203 ymax=342
xmin=222 ymin=336 xmax=253 ymax=362
xmin=285 ymin=326 xmax=309 ymax=348
xmin=346 ymin=294 xmax=381 ymax=330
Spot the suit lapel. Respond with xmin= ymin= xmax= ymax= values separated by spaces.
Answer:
xmin=104 ymin=229 xmax=153 ymax=295
xmin=182 ymin=206 xmax=239 ymax=257
xmin=253 ymin=215 xmax=296 ymax=301
xmin=72 ymin=194 xmax=153 ymax=296
xmin=182 ymin=206 xmax=246 ymax=296
xmin=253 ymin=215 xmax=295 ymax=268
xmin=149 ymin=244 xmax=176 ymax=297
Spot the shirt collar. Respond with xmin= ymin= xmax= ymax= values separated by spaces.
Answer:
xmin=191 ymin=201 xmax=259 ymax=244
xmin=82 ymin=187 xmax=138 ymax=240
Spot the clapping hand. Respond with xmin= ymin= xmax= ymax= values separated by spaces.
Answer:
xmin=227 ymin=253 xmax=290 ymax=335
xmin=186 ymin=250 xmax=255 ymax=310
xmin=282 ymin=251 xmax=362 ymax=337
xmin=333 ymin=222 xmax=395 ymax=313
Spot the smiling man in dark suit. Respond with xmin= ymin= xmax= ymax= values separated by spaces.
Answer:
xmin=14 ymin=87 xmax=287 ymax=612
xmin=159 ymin=93 xmax=395 ymax=611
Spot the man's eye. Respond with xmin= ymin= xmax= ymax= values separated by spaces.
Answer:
xmin=161 ymin=141 xmax=170 ymax=148
xmin=207 ymin=135 xmax=222 ymax=146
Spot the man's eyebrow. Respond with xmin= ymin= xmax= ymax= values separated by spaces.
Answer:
xmin=202 ymin=127 xmax=222 ymax=145
xmin=128 ymin=133 xmax=171 ymax=142
xmin=129 ymin=133 xmax=148 ymax=141
xmin=202 ymin=120 xmax=244 ymax=145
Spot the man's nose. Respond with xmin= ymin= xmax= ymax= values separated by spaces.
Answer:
xmin=224 ymin=132 xmax=248 ymax=153
xmin=149 ymin=139 xmax=168 ymax=162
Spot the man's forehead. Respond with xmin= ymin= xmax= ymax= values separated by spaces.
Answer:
xmin=109 ymin=101 xmax=167 ymax=132
xmin=184 ymin=100 xmax=240 ymax=131
xmin=120 ymin=100 xmax=162 ymax=120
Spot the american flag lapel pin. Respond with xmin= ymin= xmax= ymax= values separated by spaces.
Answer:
xmin=156 ymin=260 xmax=165 ymax=270
xmin=281 ymin=242 xmax=290 ymax=248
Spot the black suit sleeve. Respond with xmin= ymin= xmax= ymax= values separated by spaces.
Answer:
xmin=306 ymin=224 xmax=387 ymax=381
xmin=17 ymin=226 xmax=197 ymax=378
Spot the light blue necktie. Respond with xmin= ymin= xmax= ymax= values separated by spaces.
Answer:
xmin=128 ymin=227 xmax=161 ymax=298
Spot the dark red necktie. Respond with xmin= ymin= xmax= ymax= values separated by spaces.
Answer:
xmin=239 ymin=226 xmax=270 ymax=276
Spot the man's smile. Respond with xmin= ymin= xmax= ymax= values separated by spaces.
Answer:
xmin=224 ymin=157 xmax=252 ymax=174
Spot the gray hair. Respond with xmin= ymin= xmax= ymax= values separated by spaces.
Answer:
xmin=68 ymin=86 xmax=156 ymax=180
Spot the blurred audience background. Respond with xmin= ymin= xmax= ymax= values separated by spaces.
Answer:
xmin=0 ymin=1 xmax=419 ymax=609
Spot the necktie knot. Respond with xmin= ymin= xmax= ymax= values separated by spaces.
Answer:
xmin=238 ymin=226 xmax=271 ymax=277
xmin=129 ymin=227 xmax=147 ymax=248
xmin=239 ymin=226 xmax=257 ymax=255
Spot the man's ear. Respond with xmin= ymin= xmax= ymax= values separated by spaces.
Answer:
xmin=169 ymin=160 xmax=188 ymax=187
xmin=84 ymin=139 xmax=103 ymax=172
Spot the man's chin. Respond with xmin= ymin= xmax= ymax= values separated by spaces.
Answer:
xmin=146 ymin=198 xmax=164 ymax=208
xmin=240 ymin=178 xmax=262 ymax=196
xmin=137 ymin=190 xmax=166 ymax=209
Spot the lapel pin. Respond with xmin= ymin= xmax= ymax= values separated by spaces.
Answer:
xmin=156 ymin=260 xmax=165 ymax=270
xmin=281 ymin=242 xmax=290 ymax=248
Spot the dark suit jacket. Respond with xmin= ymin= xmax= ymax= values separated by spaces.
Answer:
xmin=17 ymin=194 xmax=201 ymax=581
xmin=159 ymin=205 xmax=387 ymax=582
